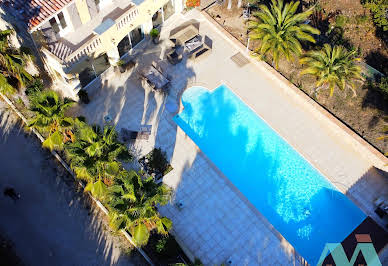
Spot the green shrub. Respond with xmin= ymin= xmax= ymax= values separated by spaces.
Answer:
xmin=25 ymin=78 xmax=43 ymax=96
xmin=368 ymin=75 xmax=388 ymax=99
xmin=150 ymin=28 xmax=159 ymax=38
xmin=361 ymin=0 xmax=388 ymax=31
xmin=335 ymin=15 xmax=348 ymax=28
xmin=77 ymin=89 xmax=90 ymax=104
xmin=146 ymin=148 xmax=173 ymax=176
xmin=355 ymin=14 xmax=369 ymax=25
xmin=117 ymin=60 xmax=125 ymax=66
xmin=155 ymin=238 xmax=168 ymax=253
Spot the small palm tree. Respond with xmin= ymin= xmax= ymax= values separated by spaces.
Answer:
xmin=248 ymin=0 xmax=320 ymax=68
xmin=299 ymin=44 xmax=364 ymax=97
xmin=0 ymin=29 xmax=32 ymax=94
xmin=107 ymin=170 xmax=172 ymax=246
xmin=65 ymin=119 xmax=132 ymax=189
xmin=28 ymin=90 xmax=75 ymax=150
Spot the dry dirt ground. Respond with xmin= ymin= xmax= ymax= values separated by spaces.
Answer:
xmin=206 ymin=0 xmax=388 ymax=155
xmin=0 ymin=100 xmax=147 ymax=266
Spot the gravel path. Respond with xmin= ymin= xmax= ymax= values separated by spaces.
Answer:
xmin=0 ymin=101 xmax=147 ymax=266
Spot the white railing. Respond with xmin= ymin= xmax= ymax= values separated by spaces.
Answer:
xmin=55 ymin=5 xmax=139 ymax=66
xmin=116 ymin=6 xmax=139 ymax=30
xmin=65 ymin=35 xmax=102 ymax=64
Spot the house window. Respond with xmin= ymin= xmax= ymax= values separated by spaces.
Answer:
xmin=57 ymin=12 xmax=67 ymax=29
xmin=49 ymin=11 xmax=68 ymax=34
xmin=49 ymin=17 xmax=60 ymax=34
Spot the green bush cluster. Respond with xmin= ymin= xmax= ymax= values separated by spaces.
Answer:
xmin=26 ymin=87 xmax=173 ymax=247
xmin=361 ymin=0 xmax=388 ymax=31
xmin=355 ymin=14 xmax=369 ymax=25
xmin=145 ymin=148 xmax=173 ymax=176
xmin=335 ymin=15 xmax=348 ymax=28
xmin=368 ymin=75 xmax=388 ymax=99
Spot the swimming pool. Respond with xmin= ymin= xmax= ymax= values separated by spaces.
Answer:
xmin=173 ymin=85 xmax=366 ymax=264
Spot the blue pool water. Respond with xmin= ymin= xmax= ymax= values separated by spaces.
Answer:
xmin=173 ymin=85 xmax=366 ymax=264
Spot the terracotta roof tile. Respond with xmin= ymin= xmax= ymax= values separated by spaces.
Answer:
xmin=3 ymin=0 xmax=73 ymax=31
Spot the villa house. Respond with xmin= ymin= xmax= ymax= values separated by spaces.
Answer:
xmin=4 ymin=0 xmax=184 ymax=98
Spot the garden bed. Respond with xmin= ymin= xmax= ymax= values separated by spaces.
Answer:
xmin=143 ymin=233 xmax=191 ymax=265
xmin=139 ymin=148 xmax=173 ymax=181
xmin=206 ymin=0 xmax=388 ymax=155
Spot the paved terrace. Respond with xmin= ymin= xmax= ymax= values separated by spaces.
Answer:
xmin=70 ymin=9 xmax=388 ymax=265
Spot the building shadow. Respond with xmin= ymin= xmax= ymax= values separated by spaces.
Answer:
xmin=364 ymin=50 xmax=388 ymax=76
xmin=361 ymin=79 xmax=388 ymax=116
xmin=0 ymin=110 xmax=145 ymax=266
xmin=322 ymin=166 xmax=388 ymax=265
xmin=346 ymin=166 xmax=388 ymax=229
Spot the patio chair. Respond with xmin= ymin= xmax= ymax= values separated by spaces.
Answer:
xmin=167 ymin=51 xmax=183 ymax=65
xmin=190 ymin=35 xmax=213 ymax=61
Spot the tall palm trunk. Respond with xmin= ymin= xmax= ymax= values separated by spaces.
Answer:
xmin=227 ymin=0 xmax=232 ymax=9
xmin=237 ymin=0 xmax=242 ymax=8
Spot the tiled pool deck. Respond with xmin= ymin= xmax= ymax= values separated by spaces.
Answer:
xmin=71 ymin=9 xmax=388 ymax=265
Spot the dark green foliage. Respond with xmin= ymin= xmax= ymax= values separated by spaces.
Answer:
xmin=106 ymin=170 xmax=172 ymax=246
xmin=155 ymin=238 xmax=168 ymax=253
xmin=150 ymin=28 xmax=159 ymax=38
xmin=25 ymin=77 xmax=43 ymax=96
xmin=355 ymin=14 xmax=369 ymax=25
xmin=368 ymin=75 xmax=388 ymax=100
xmin=77 ymin=89 xmax=90 ymax=104
xmin=335 ymin=15 xmax=348 ymax=28
xmin=361 ymin=0 xmax=388 ymax=31
xmin=28 ymin=90 xmax=75 ymax=150
xmin=0 ymin=29 xmax=33 ymax=94
xmin=65 ymin=120 xmax=132 ymax=185
xmin=146 ymin=148 xmax=173 ymax=176
xmin=248 ymin=0 xmax=320 ymax=68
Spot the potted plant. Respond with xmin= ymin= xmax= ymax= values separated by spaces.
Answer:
xmin=117 ymin=60 xmax=126 ymax=73
xmin=78 ymin=89 xmax=90 ymax=104
xmin=150 ymin=28 xmax=160 ymax=44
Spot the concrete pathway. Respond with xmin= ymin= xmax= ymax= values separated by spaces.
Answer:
xmin=0 ymin=101 xmax=147 ymax=266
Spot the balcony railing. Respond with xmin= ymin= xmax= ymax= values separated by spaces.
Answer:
xmin=65 ymin=35 xmax=102 ymax=64
xmin=116 ymin=6 xmax=139 ymax=30
xmin=44 ymin=4 xmax=139 ymax=67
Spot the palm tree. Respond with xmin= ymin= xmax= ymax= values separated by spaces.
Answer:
xmin=28 ymin=90 xmax=75 ymax=150
xmin=106 ymin=170 xmax=172 ymax=246
xmin=65 ymin=119 xmax=132 ymax=190
xmin=299 ymin=44 xmax=364 ymax=97
xmin=0 ymin=29 xmax=32 ymax=94
xmin=248 ymin=0 xmax=320 ymax=68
